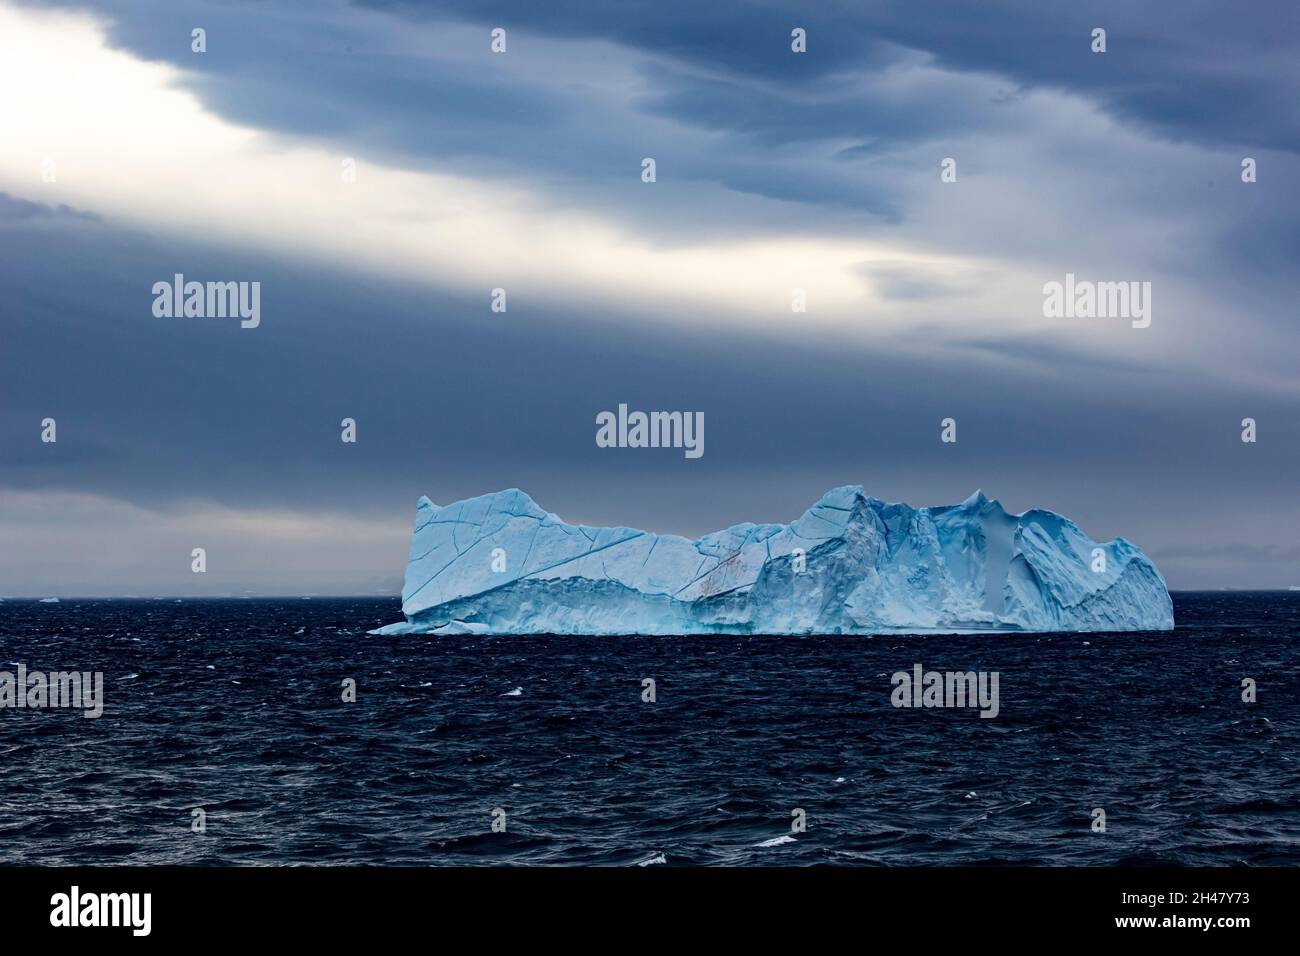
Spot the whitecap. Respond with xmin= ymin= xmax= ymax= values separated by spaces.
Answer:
xmin=754 ymin=835 xmax=796 ymax=848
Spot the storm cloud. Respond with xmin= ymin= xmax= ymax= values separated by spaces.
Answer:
xmin=1 ymin=0 xmax=1296 ymax=593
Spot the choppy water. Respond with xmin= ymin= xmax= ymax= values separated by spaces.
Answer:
xmin=0 ymin=593 xmax=1296 ymax=865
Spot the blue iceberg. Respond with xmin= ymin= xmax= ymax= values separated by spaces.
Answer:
xmin=371 ymin=487 xmax=1173 ymax=636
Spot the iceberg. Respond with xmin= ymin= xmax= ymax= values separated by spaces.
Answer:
xmin=371 ymin=487 xmax=1173 ymax=636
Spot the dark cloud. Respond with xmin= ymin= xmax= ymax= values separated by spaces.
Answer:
xmin=0 ymin=192 xmax=100 ymax=223
xmin=2 ymin=210 xmax=1297 ymax=589
xmin=27 ymin=0 xmax=1298 ymax=225
xmin=3 ymin=1 xmax=1298 ymax=592
xmin=359 ymin=0 xmax=1300 ymax=153
xmin=857 ymin=262 xmax=969 ymax=301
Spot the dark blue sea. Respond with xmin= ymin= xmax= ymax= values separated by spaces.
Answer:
xmin=0 ymin=592 xmax=1296 ymax=866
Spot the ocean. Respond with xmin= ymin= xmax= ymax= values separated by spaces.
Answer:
xmin=1 ymin=592 xmax=1296 ymax=866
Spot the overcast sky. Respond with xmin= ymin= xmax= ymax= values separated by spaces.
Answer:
xmin=1 ymin=0 xmax=1297 ymax=595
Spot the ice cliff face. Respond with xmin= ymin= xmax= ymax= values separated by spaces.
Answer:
xmin=371 ymin=487 xmax=1174 ymax=636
